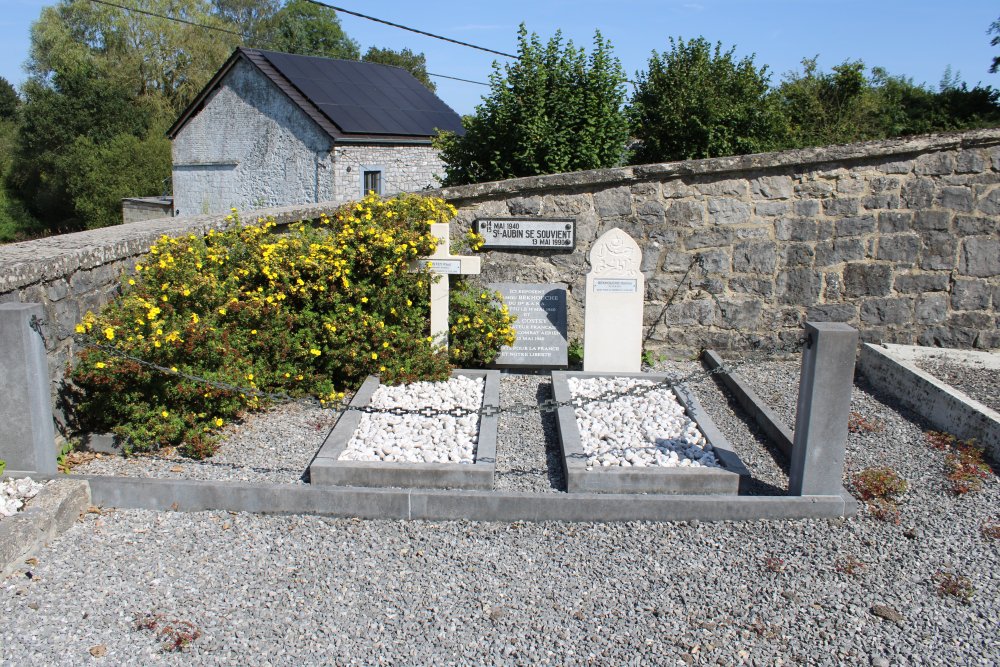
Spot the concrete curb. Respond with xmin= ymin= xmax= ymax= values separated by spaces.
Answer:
xmin=703 ymin=350 xmax=795 ymax=456
xmin=74 ymin=475 xmax=852 ymax=523
xmin=550 ymin=371 xmax=747 ymax=495
xmin=310 ymin=370 xmax=500 ymax=489
xmin=857 ymin=343 xmax=999 ymax=461
xmin=0 ymin=479 xmax=91 ymax=579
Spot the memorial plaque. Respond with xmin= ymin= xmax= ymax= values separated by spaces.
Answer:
xmin=593 ymin=278 xmax=638 ymax=293
xmin=417 ymin=258 xmax=462 ymax=274
xmin=490 ymin=283 xmax=568 ymax=367
xmin=475 ymin=218 xmax=575 ymax=250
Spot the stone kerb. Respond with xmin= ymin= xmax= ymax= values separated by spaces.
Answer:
xmin=310 ymin=370 xmax=500 ymax=490
xmin=551 ymin=371 xmax=748 ymax=495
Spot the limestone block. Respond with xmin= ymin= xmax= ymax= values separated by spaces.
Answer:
xmin=693 ymin=178 xmax=748 ymax=197
xmin=751 ymin=175 xmax=793 ymax=199
xmin=583 ymin=228 xmax=644 ymax=373
xmin=776 ymin=268 xmax=821 ymax=306
xmin=919 ymin=233 xmax=958 ymax=271
xmin=954 ymin=214 xmax=995 ymax=235
xmin=636 ymin=200 xmax=665 ymax=226
xmin=860 ymin=297 xmax=914 ymax=325
xmin=593 ymin=187 xmax=632 ymax=218
xmin=913 ymin=210 xmax=952 ymax=231
xmin=878 ymin=211 xmax=913 ymax=233
xmin=665 ymin=200 xmax=705 ymax=227
xmin=975 ymin=187 xmax=1000 ymax=215
xmin=815 ymin=239 xmax=865 ymax=267
xmin=937 ymin=186 xmax=974 ymax=212
xmin=914 ymin=152 xmax=956 ymax=175
xmin=793 ymin=200 xmax=821 ymax=217
xmin=843 ymin=263 xmax=893 ymax=297
xmin=959 ymin=237 xmax=1000 ymax=277
xmin=902 ymin=178 xmax=936 ymax=208
xmin=893 ymin=273 xmax=950 ymax=294
xmin=914 ymin=294 xmax=948 ymax=324
xmin=754 ymin=201 xmax=790 ymax=217
xmin=822 ymin=197 xmax=861 ymax=216
xmin=950 ymin=279 xmax=991 ymax=311
xmin=728 ymin=277 xmax=774 ymax=297
xmin=781 ymin=243 xmax=815 ymax=268
xmin=878 ymin=159 xmax=914 ymax=174
xmin=733 ymin=241 xmax=777 ymax=273
xmin=506 ymin=196 xmax=542 ymax=215
xmin=876 ymin=235 xmax=920 ymax=264
xmin=835 ymin=216 xmax=877 ymax=237
xmin=862 ymin=194 xmax=901 ymax=210
xmin=775 ymin=218 xmax=818 ymax=242
xmin=955 ymin=150 xmax=986 ymax=173
xmin=707 ymin=198 xmax=751 ymax=225
xmin=686 ymin=227 xmax=736 ymax=250
xmin=806 ymin=303 xmax=856 ymax=322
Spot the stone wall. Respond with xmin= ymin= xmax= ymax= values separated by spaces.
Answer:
xmin=172 ymin=58 xmax=337 ymax=217
xmin=2 ymin=129 xmax=999 ymax=405
xmin=332 ymin=144 xmax=446 ymax=203
xmin=439 ymin=129 xmax=1000 ymax=354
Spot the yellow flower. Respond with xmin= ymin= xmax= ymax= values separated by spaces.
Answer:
xmin=214 ymin=417 xmax=224 ymax=427
xmin=75 ymin=324 xmax=86 ymax=334
xmin=170 ymin=366 xmax=178 ymax=372
xmin=103 ymin=327 xmax=115 ymax=341
xmin=161 ymin=410 xmax=169 ymax=418
xmin=310 ymin=348 xmax=321 ymax=356
xmin=382 ymin=341 xmax=389 ymax=348
xmin=128 ymin=279 xmax=136 ymax=286
xmin=191 ymin=313 xmax=199 ymax=324
xmin=218 ymin=308 xmax=227 ymax=316
xmin=95 ymin=362 xmax=106 ymax=369
xmin=361 ymin=297 xmax=368 ymax=303
xmin=246 ymin=373 xmax=254 ymax=380
xmin=371 ymin=352 xmax=378 ymax=360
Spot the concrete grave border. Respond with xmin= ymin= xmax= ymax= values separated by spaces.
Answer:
xmin=551 ymin=371 xmax=750 ymax=495
xmin=309 ymin=369 xmax=500 ymax=490
xmin=857 ymin=343 xmax=999 ymax=461
xmin=0 ymin=479 xmax=90 ymax=579
xmin=63 ymin=474 xmax=853 ymax=522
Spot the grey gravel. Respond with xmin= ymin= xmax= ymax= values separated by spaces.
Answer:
xmin=71 ymin=402 xmax=336 ymax=484
xmin=12 ymin=358 xmax=996 ymax=665
xmin=914 ymin=359 xmax=1000 ymax=413
xmin=494 ymin=372 xmax=564 ymax=493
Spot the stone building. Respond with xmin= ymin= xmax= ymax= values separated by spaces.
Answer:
xmin=167 ymin=47 xmax=463 ymax=217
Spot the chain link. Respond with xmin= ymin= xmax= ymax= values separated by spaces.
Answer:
xmin=56 ymin=319 xmax=804 ymax=420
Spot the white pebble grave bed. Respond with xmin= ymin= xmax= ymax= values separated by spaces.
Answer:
xmin=569 ymin=377 xmax=719 ymax=470
xmin=0 ymin=477 xmax=45 ymax=518
xmin=339 ymin=375 xmax=484 ymax=464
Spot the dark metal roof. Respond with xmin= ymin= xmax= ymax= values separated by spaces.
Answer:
xmin=168 ymin=47 xmax=465 ymax=142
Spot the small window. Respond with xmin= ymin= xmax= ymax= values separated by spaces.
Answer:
xmin=363 ymin=170 xmax=382 ymax=196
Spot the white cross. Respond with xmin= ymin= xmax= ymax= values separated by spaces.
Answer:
xmin=410 ymin=223 xmax=481 ymax=349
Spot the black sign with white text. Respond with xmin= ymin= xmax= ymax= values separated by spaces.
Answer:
xmin=474 ymin=218 xmax=575 ymax=250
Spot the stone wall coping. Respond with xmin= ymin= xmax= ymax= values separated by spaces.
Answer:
xmin=3 ymin=127 xmax=999 ymax=294
xmin=432 ymin=127 xmax=1000 ymax=203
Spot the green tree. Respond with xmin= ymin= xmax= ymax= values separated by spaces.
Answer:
xmin=363 ymin=46 xmax=435 ymax=91
xmin=211 ymin=0 xmax=280 ymax=45
xmin=435 ymin=25 xmax=628 ymax=186
xmin=0 ymin=77 xmax=18 ymax=121
xmin=258 ymin=0 xmax=359 ymax=59
xmin=989 ymin=16 xmax=1000 ymax=74
xmin=10 ymin=0 xmax=234 ymax=231
xmin=627 ymin=37 xmax=786 ymax=163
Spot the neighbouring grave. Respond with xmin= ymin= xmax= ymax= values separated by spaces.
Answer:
xmin=583 ymin=228 xmax=644 ymax=373
xmin=410 ymin=222 xmax=481 ymax=349
xmin=489 ymin=283 xmax=568 ymax=368
xmin=551 ymin=371 xmax=748 ymax=494
xmin=474 ymin=218 xmax=575 ymax=250
xmin=309 ymin=370 xmax=500 ymax=490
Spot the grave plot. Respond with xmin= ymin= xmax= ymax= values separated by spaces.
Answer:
xmin=309 ymin=370 xmax=500 ymax=490
xmin=551 ymin=371 xmax=749 ymax=494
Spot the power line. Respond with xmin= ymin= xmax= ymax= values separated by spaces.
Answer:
xmin=86 ymin=0 xmax=243 ymax=37
xmin=427 ymin=72 xmax=489 ymax=86
xmin=303 ymin=1 xmax=519 ymax=60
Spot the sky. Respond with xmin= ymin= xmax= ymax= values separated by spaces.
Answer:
xmin=2 ymin=0 xmax=999 ymax=117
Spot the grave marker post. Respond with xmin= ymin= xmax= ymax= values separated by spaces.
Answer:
xmin=0 ymin=303 xmax=57 ymax=476
xmin=583 ymin=228 xmax=644 ymax=373
xmin=410 ymin=223 xmax=480 ymax=349
xmin=788 ymin=321 xmax=859 ymax=496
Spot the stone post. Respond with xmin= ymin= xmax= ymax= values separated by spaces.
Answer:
xmin=0 ymin=303 xmax=56 ymax=476
xmin=788 ymin=321 xmax=859 ymax=496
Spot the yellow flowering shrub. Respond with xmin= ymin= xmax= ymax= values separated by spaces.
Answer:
xmin=69 ymin=193 xmax=515 ymax=458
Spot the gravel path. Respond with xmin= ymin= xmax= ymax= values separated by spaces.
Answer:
xmin=914 ymin=359 xmax=1000 ymax=413
xmin=16 ymin=360 xmax=995 ymax=665
xmin=71 ymin=402 xmax=336 ymax=484
xmin=494 ymin=373 xmax=564 ymax=493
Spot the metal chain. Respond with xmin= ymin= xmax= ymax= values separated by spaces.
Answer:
xmin=54 ymin=318 xmax=805 ymax=420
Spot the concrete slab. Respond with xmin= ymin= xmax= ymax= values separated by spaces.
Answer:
xmin=0 ymin=479 xmax=90 ymax=579
xmin=78 ymin=475 xmax=854 ymax=523
xmin=858 ymin=343 xmax=999 ymax=461
xmin=551 ymin=371 xmax=748 ymax=495
xmin=309 ymin=370 xmax=500 ymax=490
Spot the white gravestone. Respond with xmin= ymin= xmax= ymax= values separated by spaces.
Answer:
xmin=583 ymin=228 xmax=644 ymax=372
xmin=410 ymin=222 xmax=481 ymax=349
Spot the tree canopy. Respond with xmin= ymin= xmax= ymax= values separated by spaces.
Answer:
xmin=627 ymin=37 xmax=786 ymax=163
xmin=435 ymin=25 xmax=629 ymax=186
xmin=256 ymin=0 xmax=359 ymax=60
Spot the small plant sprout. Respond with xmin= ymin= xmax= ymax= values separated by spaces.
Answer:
xmin=851 ymin=467 xmax=907 ymax=523
xmin=762 ymin=555 xmax=785 ymax=573
xmin=134 ymin=612 xmax=202 ymax=653
xmin=981 ymin=519 xmax=1000 ymax=540
xmin=848 ymin=411 xmax=884 ymax=434
xmin=835 ymin=555 xmax=867 ymax=577
xmin=926 ymin=431 xmax=993 ymax=495
xmin=933 ymin=570 xmax=975 ymax=604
